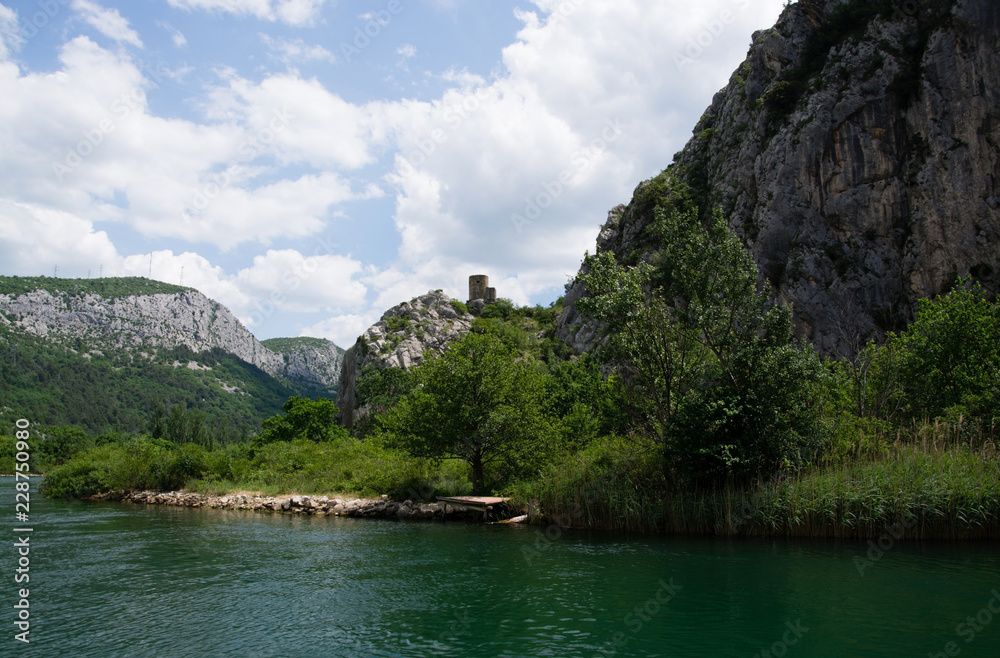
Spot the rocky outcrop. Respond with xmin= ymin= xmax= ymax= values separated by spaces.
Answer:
xmin=337 ymin=290 xmax=474 ymax=428
xmin=561 ymin=0 xmax=1000 ymax=356
xmin=261 ymin=337 xmax=345 ymax=395
xmin=0 ymin=280 xmax=348 ymax=393
xmin=0 ymin=287 xmax=285 ymax=373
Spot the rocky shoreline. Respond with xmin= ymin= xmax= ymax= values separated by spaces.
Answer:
xmin=91 ymin=490 xmax=450 ymax=520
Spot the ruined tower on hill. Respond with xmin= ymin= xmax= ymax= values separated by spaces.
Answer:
xmin=468 ymin=274 xmax=497 ymax=304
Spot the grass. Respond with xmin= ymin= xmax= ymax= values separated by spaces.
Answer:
xmin=36 ymin=418 xmax=1000 ymax=539
xmin=513 ymin=421 xmax=1000 ymax=538
xmin=39 ymin=435 xmax=473 ymax=502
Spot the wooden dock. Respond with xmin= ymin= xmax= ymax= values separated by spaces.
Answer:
xmin=437 ymin=496 xmax=509 ymax=522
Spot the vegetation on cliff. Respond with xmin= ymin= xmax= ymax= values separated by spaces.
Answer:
xmin=0 ymin=275 xmax=192 ymax=300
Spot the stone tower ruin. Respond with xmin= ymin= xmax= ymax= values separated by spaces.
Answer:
xmin=468 ymin=274 xmax=497 ymax=303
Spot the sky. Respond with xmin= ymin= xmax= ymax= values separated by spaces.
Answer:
xmin=0 ymin=0 xmax=787 ymax=347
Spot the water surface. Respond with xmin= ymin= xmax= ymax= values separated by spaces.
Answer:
xmin=5 ymin=478 xmax=1000 ymax=657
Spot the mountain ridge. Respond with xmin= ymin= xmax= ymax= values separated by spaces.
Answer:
xmin=0 ymin=276 xmax=345 ymax=431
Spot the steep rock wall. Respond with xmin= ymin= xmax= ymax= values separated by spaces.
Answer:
xmin=337 ymin=290 xmax=473 ymax=428
xmin=560 ymin=0 xmax=999 ymax=356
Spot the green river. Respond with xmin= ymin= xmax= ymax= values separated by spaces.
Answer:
xmin=5 ymin=478 xmax=1000 ymax=657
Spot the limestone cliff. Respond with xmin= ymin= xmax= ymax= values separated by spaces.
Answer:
xmin=260 ymin=337 xmax=345 ymax=396
xmin=560 ymin=0 xmax=999 ymax=356
xmin=0 ymin=277 xmax=344 ymax=391
xmin=0 ymin=284 xmax=283 ymax=373
xmin=337 ymin=290 xmax=474 ymax=428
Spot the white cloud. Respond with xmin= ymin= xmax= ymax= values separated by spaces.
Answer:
xmin=236 ymin=249 xmax=368 ymax=313
xmin=204 ymin=71 xmax=392 ymax=170
xmin=71 ymin=0 xmax=143 ymax=48
xmin=0 ymin=4 xmax=22 ymax=59
xmin=299 ymin=313 xmax=381 ymax=350
xmin=0 ymin=37 xmax=384 ymax=251
xmin=260 ymin=34 xmax=335 ymax=65
xmin=156 ymin=20 xmax=187 ymax=47
xmin=165 ymin=0 xmax=330 ymax=27
xmin=0 ymin=200 xmax=120 ymax=276
xmin=176 ymin=172 xmax=381 ymax=250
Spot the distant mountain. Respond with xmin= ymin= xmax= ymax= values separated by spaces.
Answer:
xmin=0 ymin=276 xmax=344 ymax=434
xmin=260 ymin=337 xmax=345 ymax=398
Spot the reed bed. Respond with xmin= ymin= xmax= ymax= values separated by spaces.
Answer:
xmin=514 ymin=421 xmax=1000 ymax=538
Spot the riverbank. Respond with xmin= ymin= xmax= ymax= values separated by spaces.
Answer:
xmin=515 ymin=440 xmax=1000 ymax=539
xmin=93 ymin=489 xmax=450 ymax=520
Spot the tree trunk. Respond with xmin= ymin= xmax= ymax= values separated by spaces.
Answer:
xmin=471 ymin=451 xmax=485 ymax=495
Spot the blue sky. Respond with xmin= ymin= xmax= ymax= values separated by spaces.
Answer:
xmin=0 ymin=0 xmax=787 ymax=346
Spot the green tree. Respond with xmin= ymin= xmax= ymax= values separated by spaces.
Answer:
xmin=898 ymin=278 xmax=1000 ymax=420
xmin=187 ymin=409 xmax=207 ymax=447
xmin=165 ymin=403 xmax=188 ymax=444
xmin=576 ymin=205 xmax=826 ymax=481
xmin=147 ymin=398 xmax=167 ymax=439
xmin=355 ymin=366 xmax=418 ymax=426
xmin=545 ymin=355 xmax=623 ymax=450
xmin=259 ymin=397 xmax=347 ymax=444
xmin=37 ymin=426 xmax=92 ymax=469
xmin=385 ymin=332 xmax=551 ymax=493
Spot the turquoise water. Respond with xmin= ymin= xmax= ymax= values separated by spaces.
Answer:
xmin=4 ymin=477 xmax=1000 ymax=657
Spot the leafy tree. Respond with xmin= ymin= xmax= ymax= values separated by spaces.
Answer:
xmin=480 ymin=298 xmax=516 ymax=321
xmin=897 ymin=278 xmax=1000 ymax=420
xmin=384 ymin=332 xmax=551 ymax=493
xmin=187 ymin=409 xmax=207 ymax=447
xmin=576 ymin=205 xmax=826 ymax=481
xmin=147 ymin=399 xmax=167 ymax=439
xmin=545 ymin=355 xmax=623 ymax=449
xmin=37 ymin=426 xmax=92 ymax=469
xmin=165 ymin=403 xmax=188 ymax=444
xmin=259 ymin=397 xmax=347 ymax=444
xmin=356 ymin=366 xmax=418 ymax=415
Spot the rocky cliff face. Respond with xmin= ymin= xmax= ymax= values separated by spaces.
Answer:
xmin=0 ymin=280 xmax=345 ymax=391
xmin=260 ymin=337 xmax=345 ymax=395
xmin=0 ymin=286 xmax=285 ymax=373
xmin=337 ymin=290 xmax=474 ymax=428
xmin=560 ymin=0 xmax=999 ymax=356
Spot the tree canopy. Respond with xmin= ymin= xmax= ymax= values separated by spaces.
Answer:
xmin=383 ymin=331 xmax=551 ymax=493
xmin=576 ymin=205 xmax=826 ymax=481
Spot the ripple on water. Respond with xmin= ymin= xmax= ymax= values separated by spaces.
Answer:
xmin=10 ymin=486 xmax=1000 ymax=658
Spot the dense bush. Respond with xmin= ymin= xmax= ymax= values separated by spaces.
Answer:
xmin=576 ymin=203 xmax=828 ymax=482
